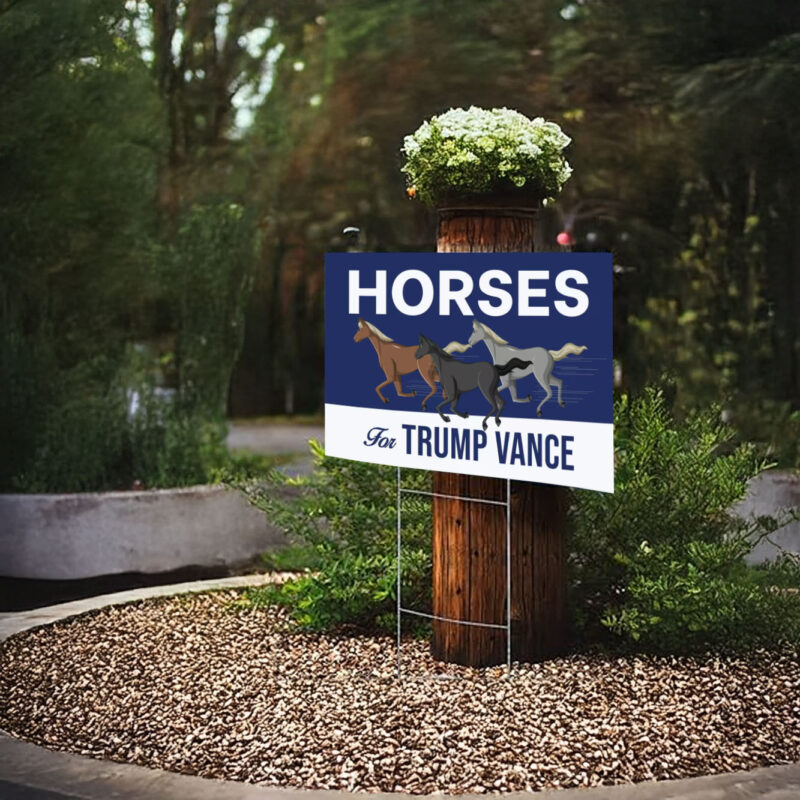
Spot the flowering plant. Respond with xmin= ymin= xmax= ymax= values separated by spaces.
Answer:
xmin=401 ymin=106 xmax=572 ymax=206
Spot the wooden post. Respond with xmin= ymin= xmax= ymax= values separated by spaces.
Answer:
xmin=431 ymin=205 xmax=568 ymax=667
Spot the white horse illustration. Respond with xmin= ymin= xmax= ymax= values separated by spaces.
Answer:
xmin=445 ymin=321 xmax=587 ymax=416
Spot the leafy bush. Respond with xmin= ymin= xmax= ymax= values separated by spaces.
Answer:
xmin=5 ymin=354 xmax=130 ymax=493
xmin=240 ymin=389 xmax=799 ymax=652
xmin=128 ymin=393 xmax=229 ymax=490
xmin=602 ymin=540 xmax=800 ymax=651
xmin=4 ymin=344 xmax=237 ymax=493
xmin=401 ymin=106 xmax=572 ymax=205
xmin=170 ymin=203 xmax=256 ymax=418
xmin=570 ymin=387 xmax=800 ymax=652
xmin=258 ymin=543 xmax=326 ymax=574
xmin=2 ymin=202 xmax=257 ymax=493
xmin=239 ymin=439 xmax=432 ymax=631
xmin=246 ymin=550 xmax=431 ymax=631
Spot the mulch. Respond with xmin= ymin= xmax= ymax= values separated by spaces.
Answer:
xmin=1 ymin=590 xmax=798 ymax=794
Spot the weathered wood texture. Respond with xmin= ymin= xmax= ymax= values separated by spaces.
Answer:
xmin=436 ymin=210 xmax=537 ymax=254
xmin=431 ymin=207 xmax=567 ymax=667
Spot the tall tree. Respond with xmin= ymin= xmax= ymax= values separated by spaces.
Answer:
xmin=0 ymin=0 xmax=162 ymax=489
xmin=232 ymin=0 xmax=563 ymax=413
xmin=549 ymin=0 xmax=800 ymax=459
xmin=135 ymin=0 xmax=283 ymax=221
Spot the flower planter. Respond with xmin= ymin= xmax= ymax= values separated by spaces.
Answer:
xmin=402 ymin=106 xmax=571 ymax=207
xmin=0 ymin=485 xmax=290 ymax=580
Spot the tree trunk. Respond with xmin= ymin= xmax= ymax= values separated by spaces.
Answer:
xmin=431 ymin=206 xmax=568 ymax=667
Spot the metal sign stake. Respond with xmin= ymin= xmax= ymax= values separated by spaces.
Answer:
xmin=396 ymin=465 xmax=402 ymax=679
xmin=506 ymin=477 xmax=512 ymax=677
xmin=395 ymin=467 xmax=514 ymax=679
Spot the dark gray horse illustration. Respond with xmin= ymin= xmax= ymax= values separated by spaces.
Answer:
xmin=414 ymin=335 xmax=532 ymax=431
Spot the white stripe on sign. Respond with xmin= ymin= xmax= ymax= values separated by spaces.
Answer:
xmin=324 ymin=404 xmax=614 ymax=493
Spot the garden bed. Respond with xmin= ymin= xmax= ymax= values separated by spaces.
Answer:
xmin=1 ymin=591 xmax=799 ymax=794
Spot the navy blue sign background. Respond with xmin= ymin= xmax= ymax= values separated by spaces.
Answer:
xmin=325 ymin=252 xmax=612 ymax=425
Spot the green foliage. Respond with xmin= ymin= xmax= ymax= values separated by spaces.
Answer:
xmin=125 ymin=201 xmax=258 ymax=488
xmin=259 ymin=543 xmax=326 ymax=574
xmin=3 ymin=336 xmax=264 ymax=493
xmin=750 ymin=555 xmax=800 ymax=590
xmin=602 ymin=540 xmax=800 ymax=652
xmin=170 ymin=203 xmax=258 ymax=418
xmin=0 ymin=2 xmax=260 ymax=492
xmin=0 ymin=0 xmax=161 ymax=491
xmin=0 ymin=0 xmax=255 ymax=492
xmin=128 ymin=400 xmax=230 ymax=490
xmin=401 ymin=106 xmax=572 ymax=205
xmin=1 ymin=202 xmax=257 ymax=492
xmin=250 ymin=550 xmax=430 ymax=631
xmin=235 ymin=391 xmax=800 ymax=653
xmin=559 ymin=4 xmax=800 ymax=464
xmin=629 ymin=188 xmax=771 ymax=407
xmin=239 ymin=440 xmax=432 ymax=631
xmin=7 ymin=355 xmax=129 ymax=493
xmin=570 ymin=388 xmax=800 ymax=652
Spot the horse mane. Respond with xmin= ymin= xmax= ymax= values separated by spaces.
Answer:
xmin=433 ymin=342 xmax=455 ymax=361
xmin=362 ymin=320 xmax=394 ymax=342
xmin=476 ymin=321 xmax=508 ymax=345
xmin=424 ymin=337 xmax=455 ymax=360
xmin=436 ymin=343 xmax=455 ymax=360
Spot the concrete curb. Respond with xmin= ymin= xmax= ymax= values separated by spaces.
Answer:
xmin=2 ymin=575 xmax=799 ymax=800
xmin=0 ymin=573 xmax=279 ymax=641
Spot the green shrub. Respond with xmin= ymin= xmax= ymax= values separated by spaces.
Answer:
xmin=240 ymin=388 xmax=799 ymax=651
xmin=248 ymin=550 xmax=431 ymax=631
xmin=2 ymin=202 xmax=257 ymax=493
xmin=6 ymin=354 xmax=129 ymax=493
xmin=129 ymin=399 xmax=229 ymax=490
xmin=239 ymin=439 xmax=432 ymax=631
xmin=570 ymin=387 xmax=800 ymax=652
xmin=601 ymin=540 xmax=800 ymax=651
xmin=258 ymin=543 xmax=326 ymax=574
xmin=170 ymin=203 xmax=256 ymax=418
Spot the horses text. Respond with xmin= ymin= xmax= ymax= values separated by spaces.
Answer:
xmin=348 ymin=268 xmax=589 ymax=317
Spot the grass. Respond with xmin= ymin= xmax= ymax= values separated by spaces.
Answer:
xmin=259 ymin=544 xmax=324 ymax=573
xmin=749 ymin=559 xmax=800 ymax=590
xmin=211 ymin=449 xmax=298 ymax=483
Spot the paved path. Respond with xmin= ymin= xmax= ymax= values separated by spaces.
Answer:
xmin=227 ymin=422 xmax=324 ymax=477
xmin=226 ymin=422 xmax=324 ymax=455
xmin=2 ymin=576 xmax=800 ymax=800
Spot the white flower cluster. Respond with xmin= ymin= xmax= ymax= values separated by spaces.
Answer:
xmin=401 ymin=106 xmax=572 ymax=205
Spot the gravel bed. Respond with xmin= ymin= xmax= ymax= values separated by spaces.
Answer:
xmin=1 ymin=591 xmax=799 ymax=794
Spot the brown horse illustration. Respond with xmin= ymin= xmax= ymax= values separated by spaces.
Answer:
xmin=354 ymin=319 xmax=442 ymax=409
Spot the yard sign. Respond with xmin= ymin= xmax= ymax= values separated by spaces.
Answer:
xmin=325 ymin=252 xmax=613 ymax=492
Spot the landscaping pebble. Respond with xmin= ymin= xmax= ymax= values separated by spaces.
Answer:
xmin=1 ymin=591 xmax=798 ymax=794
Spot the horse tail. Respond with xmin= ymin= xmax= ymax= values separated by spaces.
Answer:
xmin=548 ymin=343 xmax=587 ymax=361
xmin=444 ymin=340 xmax=471 ymax=354
xmin=496 ymin=358 xmax=532 ymax=376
